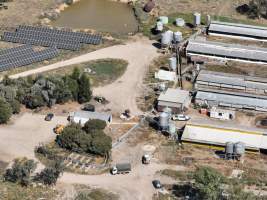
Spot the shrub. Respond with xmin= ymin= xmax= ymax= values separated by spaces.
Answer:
xmin=0 ymin=98 xmax=12 ymax=124
xmin=78 ymin=74 xmax=92 ymax=103
xmin=4 ymin=158 xmax=37 ymax=186
xmin=83 ymin=119 xmax=106 ymax=133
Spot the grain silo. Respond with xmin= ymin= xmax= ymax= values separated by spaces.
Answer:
xmin=156 ymin=21 xmax=163 ymax=32
xmin=193 ymin=12 xmax=201 ymax=27
xmin=169 ymin=57 xmax=177 ymax=71
xmin=234 ymin=142 xmax=245 ymax=156
xmin=173 ymin=31 xmax=183 ymax=43
xmin=159 ymin=112 xmax=169 ymax=130
xmin=161 ymin=30 xmax=173 ymax=47
xmin=225 ymin=142 xmax=234 ymax=159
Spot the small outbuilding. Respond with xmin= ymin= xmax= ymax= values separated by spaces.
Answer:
xmin=209 ymin=107 xmax=235 ymax=120
xmin=69 ymin=111 xmax=112 ymax=126
xmin=157 ymin=88 xmax=190 ymax=113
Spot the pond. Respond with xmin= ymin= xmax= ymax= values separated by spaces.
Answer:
xmin=52 ymin=0 xmax=138 ymax=34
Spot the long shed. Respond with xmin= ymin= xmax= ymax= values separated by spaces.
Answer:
xmin=186 ymin=39 xmax=267 ymax=63
xmin=182 ymin=120 xmax=267 ymax=151
xmin=208 ymin=21 xmax=267 ymax=41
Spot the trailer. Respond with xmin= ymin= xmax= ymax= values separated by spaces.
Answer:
xmin=111 ymin=163 xmax=131 ymax=175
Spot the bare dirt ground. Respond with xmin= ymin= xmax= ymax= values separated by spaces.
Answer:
xmin=59 ymin=127 xmax=185 ymax=200
xmin=0 ymin=113 xmax=68 ymax=162
xmin=10 ymin=37 xmax=160 ymax=115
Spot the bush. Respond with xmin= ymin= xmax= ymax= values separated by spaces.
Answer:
xmin=9 ymin=99 xmax=21 ymax=114
xmin=4 ymin=158 xmax=37 ymax=186
xmin=90 ymin=131 xmax=112 ymax=156
xmin=83 ymin=119 xmax=106 ymax=133
xmin=34 ymin=168 xmax=60 ymax=185
xmin=194 ymin=166 xmax=225 ymax=200
xmin=0 ymin=98 xmax=12 ymax=124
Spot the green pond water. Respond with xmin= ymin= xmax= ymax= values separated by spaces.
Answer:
xmin=52 ymin=0 xmax=138 ymax=34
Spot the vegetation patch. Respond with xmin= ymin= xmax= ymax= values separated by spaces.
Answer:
xmin=75 ymin=188 xmax=119 ymax=200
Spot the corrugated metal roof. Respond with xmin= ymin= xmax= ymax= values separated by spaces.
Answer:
xmin=158 ymin=88 xmax=189 ymax=104
xmin=73 ymin=111 xmax=112 ymax=122
xmin=187 ymin=39 xmax=267 ymax=62
xmin=208 ymin=21 xmax=267 ymax=39
xmin=196 ymin=89 xmax=267 ymax=109
xmin=197 ymin=70 xmax=267 ymax=90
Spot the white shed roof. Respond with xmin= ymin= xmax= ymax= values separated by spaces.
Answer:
xmin=158 ymin=88 xmax=189 ymax=104
xmin=208 ymin=21 xmax=267 ymax=39
xmin=73 ymin=111 xmax=112 ymax=122
xmin=187 ymin=39 xmax=267 ymax=62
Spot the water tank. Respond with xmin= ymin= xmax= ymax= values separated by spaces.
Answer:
xmin=161 ymin=30 xmax=173 ymax=47
xmin=193 ymin=12 xmax=201 ymax=27
xmin=168 ymin=122 xmax=177 ymax=136
xmin=234 ymin=142 xmax=245 ymax=156
xmin=159 ymin=16 xmax=169 ymax=25
xmin=156 ymin=21 xmax=163 ymax=32
xmin=175 ymin=18 xmax=185 ymax=27
xmin=144 ymin=0 xmax=155 ymax=13
xmin=169 ymin=57 xmax=177 ymax=71
xmin=173 ymin=31 xmax=183 ymax=43
xmin=225 ymin=142 xmax=234 ymax=155
xmin=159 ymin=112 xmax=169 ymax=130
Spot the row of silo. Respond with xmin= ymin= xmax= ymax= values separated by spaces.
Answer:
xmin=161 ymin=30 xmax=183 ymax=47
xmin=225 ymin=142 xmax=245 ymax=159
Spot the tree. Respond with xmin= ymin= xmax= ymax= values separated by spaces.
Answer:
xmin=71 ymin=67 xmax=81 ymax=80
xmin=4 ymin=158 xmax=37 ymax=186
xmin=194 ymin=166 xmax=225 ymax=200
xmin=83 ymin=119 xmax=107 ymax=134
xmin=0 ymin=98 xmax=12 ymax=124
xmin=90 ymin=131 xmax=112 ymax=156
xmin=34 ymin=168 xmax=60 ymax=185
xmin=78 ymin=74 xmax=92 ymax=104
xmin=64 ymin=76 xmax=79 ymax=100
xmin=9 ymin=99 xmax=21 ymax=114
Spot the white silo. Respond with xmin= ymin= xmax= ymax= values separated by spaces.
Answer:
xmin=206 ymin=15 xmax=211 ymax=26
xmin=173 ymin=31 xmax=183 ymax=43
xmin=175 ymin=18 xmax=185 ymax=27
xmin=193 ymin=12 xmax=201 ymax=27
xmin=234 ymin=142 xmax=245 ymax=156
xmin=161 ymin=30 xmax=173 ymax=47
xmin=159 ymin=16 xmax=169 ymax=25
xmin=156 ymin=21 xmax=163 ymax=32
xmin=169 ymin=57 xmax=177 ymax=71
xmin=159 ymin=112 xmax=169 ymax=130
xmin=168 ymin=122 xmax=177 ymax=137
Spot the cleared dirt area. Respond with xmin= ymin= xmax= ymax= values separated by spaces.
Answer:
xmin=0 ymin=0 xmax=56 ymax=28
xmin=10 ymin=37 xmax=160 ymax=115
xmin=0 ymin=113 xmax=68 ymax=162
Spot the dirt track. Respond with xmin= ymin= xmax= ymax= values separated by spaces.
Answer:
xmin=10 ymin=38 xmax=159 ymax=115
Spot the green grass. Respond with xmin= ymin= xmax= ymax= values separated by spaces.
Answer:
xmin=44 ymin=59 xmax=128 ymax=87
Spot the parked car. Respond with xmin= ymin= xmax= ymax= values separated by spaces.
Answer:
xmin=171 ymin=114 xmax=190 ymax=121
xmin=82 ymin=104 xmax=95 ymax=112
xmin=45 ymin=113 xmax=54 ymax=121
xmin=152 ymin=180 xmax=162 ymax=189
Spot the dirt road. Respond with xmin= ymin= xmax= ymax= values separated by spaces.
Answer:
xmin=0 ymin=113 xmax=68 ymax=162
xmin=10 ymin=38 xmax=159 ymax=115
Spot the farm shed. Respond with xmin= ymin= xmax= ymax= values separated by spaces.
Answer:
xmin=208 ymin=21 xmax=267 ymax=41
xmin=182 ymin=120 xmax=267 ymax=151
xmin=157 ymin=88 xmax=190 ymax=113
xmin=69 ymin=111 xmax=112 ymax=125
xmin=186 ymin=39 xmax=267 ymax=63
xmin=196 ymin=70 xmax=267 ymax=95
xmin=195 ymin=88 xmax=267 ymax=112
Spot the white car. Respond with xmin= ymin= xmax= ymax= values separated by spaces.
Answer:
xmin=171 ymin=114 xmax=190 ymax=121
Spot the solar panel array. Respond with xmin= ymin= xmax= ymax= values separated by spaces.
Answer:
xmin=1 ymin=25 xmax=102 ymax=51
xmin=0 ymin=45 xmax=59 ymax=72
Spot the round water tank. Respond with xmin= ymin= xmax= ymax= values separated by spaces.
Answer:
xmin=169 ymin=57 xmax=177 ymax=71
xmin=161 ymin=30 xmax=173 ymax=46
xmin=156 ymin=21 xmax=163 ymax=32
xmin=193 ymin=12 xmax=201 ymax=27
xmin=173 ymin=31 xmax=183 ymax=43
xmin=175 ymin=18 xmax=185 ymax=27
xmin=144 ymin=0 xmax=155 ymax=13
xmin=159 ymin=16 xmax=169 ymax=25
xmin=168 ymin=122 xmax=177 ymax=136
xmin=225 ymin=142 xmax=234 ymax=155
xmin=234 ymin=142 xmax=245 ymax=155
xmin=159 ymin=112 xmax=169 ymax=130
